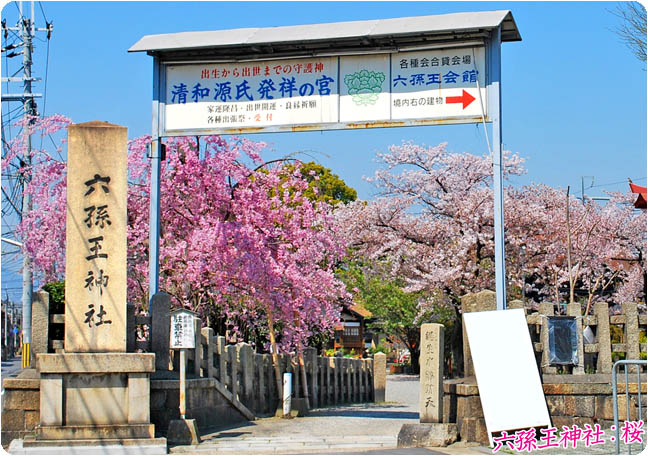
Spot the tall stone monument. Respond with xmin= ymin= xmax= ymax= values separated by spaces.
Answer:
xmin=397 ymin=323 xmax=457 ymax=448
xmin=27 ymin=122 xmax=165 ymax=452
xmin=64 ymin=121 xmax=128 ymax=352
xmin=420 ymin=323 xmax=444 ymax=423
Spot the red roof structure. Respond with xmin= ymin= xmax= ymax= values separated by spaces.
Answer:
xmin=629 ymin=179 xmax=647 ymax=209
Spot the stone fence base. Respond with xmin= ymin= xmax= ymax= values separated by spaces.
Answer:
xmin=444 ymin=375 xmax=647 ymax=444
xmin=150 ymin=377 xmax=250 ymax=433
xmin=2 ymin=373 xmax=251 ymax=447
xmin=1 ymin=372 xmax=40 ymax=447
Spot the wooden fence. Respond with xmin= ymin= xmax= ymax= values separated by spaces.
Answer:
xmin=126 ymin=294 xmax=376 ymax=417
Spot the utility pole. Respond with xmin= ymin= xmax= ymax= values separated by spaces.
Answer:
xmin=581 ymin=176 xmax=593 ymax=203
xmin=1 ymin=1 xmax=53 ymax=369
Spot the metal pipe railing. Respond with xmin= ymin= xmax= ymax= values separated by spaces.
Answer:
xmin=612 ymin=359 xmax=647 ymax=454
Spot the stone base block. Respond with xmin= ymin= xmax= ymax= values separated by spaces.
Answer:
xmin=14 ymin=436 xmax=167 ymax=454
xmin=397 ymin=423 xmax=459 ymax=448
xmin=458 ymin=417 xmax=489 ymax=444
xmin=35 ymin=424 xmax=154 ymax=440
xmin=167 ymin=419 xmax=200 ymax=445
xmin=274 ymin=407 xmax=299 ymax=418
xmin=291 ymin=398 xmax=309 ymax=416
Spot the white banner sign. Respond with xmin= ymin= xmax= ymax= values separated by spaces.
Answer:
xmin=162 ymin=47 xmax=487 ymax=134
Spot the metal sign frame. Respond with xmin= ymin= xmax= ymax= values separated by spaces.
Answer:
xmin=144 ymin=15 xmax=514 ymax=312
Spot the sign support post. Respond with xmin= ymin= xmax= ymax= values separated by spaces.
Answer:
xmin=489 ymin=25 xmax=507 ymax=311
xmin=149 ymin=57 xmax=162 ymax=307
xmin=168 ymin=309 xmax=200 ymax=444
xmin=179 ymin=348 xmax=186 ymax=419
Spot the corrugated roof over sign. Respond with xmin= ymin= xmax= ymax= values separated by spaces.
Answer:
xmin=129 ymin=10 xmax=521 ymax=59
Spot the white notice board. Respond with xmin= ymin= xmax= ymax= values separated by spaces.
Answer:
xmin=170 ymin=310 xmax=196 ymax=349
xmin=463 ymin=309 xmax=551 ymax=445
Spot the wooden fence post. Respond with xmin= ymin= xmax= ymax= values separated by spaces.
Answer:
xmin=305 ymin=347 xmax=318 ymax=409
xmin=353 ymin=359 xmax=360 ymax=403
xmin=332 ymin=357 xmax=337 ymax=404
xmin=291 ymin=354 xmax=300 ymax=399
xmin=264 ymin=354 xmax=275 ymax=410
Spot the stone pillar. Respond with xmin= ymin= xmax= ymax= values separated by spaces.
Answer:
xmin=539 ymin=302 xmax=557 ymax=374
xmin=201 ymin=327 xmax=215 ymax=378
xmin=31 ymin=290 xmax=50 ymax=366
xmin=64 ymin=121 xmax=128 ymax=353
xmin=622 ymin=302 xmax=640 ymax=374
xmin=594 ymin=302 xmax=612 ymax=374
xmin=239 ymin=343 xmax=254 ymax=407
xmin=151 ymin=292 xmax=171 ymax=371
xmin=216 ymin=335 xmax=226 ymax=383
xmin=373 ymin=352 xmax=386 ymax=402
xmin=567 ymin=302 xmax=585 ymax=375
xmin=33 ymin=122 xmax=162 ymax=450
xmin=227 ymin=344 xmax=238 ymax=399
xmin=420 ymin=324 xmax=444 ymax=423
xmin=257 ymin=353 xmax=266 ymax=414
xmin=461 ymin=290 xmax=496 ymax=377
xmin=508 ymin=299 xmax=524 ymax=310
xmin=193 ymin=317 xmax=201 ymax=377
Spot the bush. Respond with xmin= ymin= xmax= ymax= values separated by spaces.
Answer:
xmin=369 ymin=343 xmax=390 ymax=356
xmin=41 ymin=281 xmax=65 ymax=313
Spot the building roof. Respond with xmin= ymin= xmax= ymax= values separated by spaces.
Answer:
xmin=629 ymin=180 xmax=647 ymax=209
xmin=350 ymin=303 xmax=372 ymax=319
xmin=129 ymin=10 xmax=521 ymax=61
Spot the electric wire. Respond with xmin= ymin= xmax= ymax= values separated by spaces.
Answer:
xmin=590 ymin=177 xmax=647 ymax=189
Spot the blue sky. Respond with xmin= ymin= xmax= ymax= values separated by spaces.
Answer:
xmin=2 ymin=1 xmax=647 ymax=301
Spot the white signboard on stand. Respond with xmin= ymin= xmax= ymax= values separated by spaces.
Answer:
xmin=463 ymin=309 xmax=551 ymax=445
xmin=170 ymin=309 xmax=196 ymax=349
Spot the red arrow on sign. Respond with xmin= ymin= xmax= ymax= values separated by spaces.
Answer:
xmin=446 ymin=90 xmax=476 ymax=109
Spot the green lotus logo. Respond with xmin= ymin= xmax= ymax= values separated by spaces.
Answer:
xmin=343 ymin=70 xmax=386 ymax=106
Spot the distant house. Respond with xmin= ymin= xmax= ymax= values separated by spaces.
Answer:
xmin=333 ymin=303 xmax=373 ymax=355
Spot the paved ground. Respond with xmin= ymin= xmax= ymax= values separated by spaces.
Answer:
xmin=522 ymin=428 xmax=646 ymax=455
xmin=1 ymin=356 xmax=22 ymax=380
xmin=169 ymin=374 xmax=491 ymax=455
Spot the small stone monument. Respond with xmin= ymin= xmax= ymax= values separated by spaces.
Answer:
xmin=26 ymin=122 xmax=165 ymax=452
xmin=398 ymin=323 xmax=458 ymax=448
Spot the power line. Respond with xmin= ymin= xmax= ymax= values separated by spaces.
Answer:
xmin=590 ymin=176 xmax=647 ymax=189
